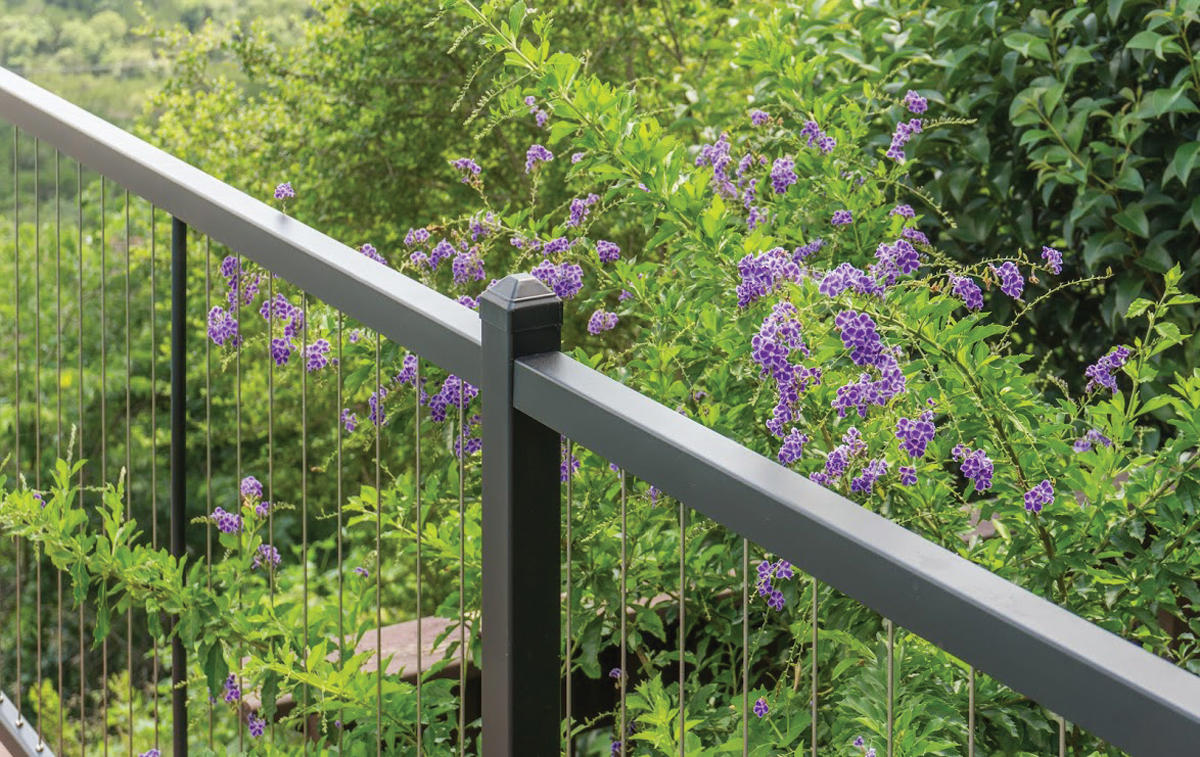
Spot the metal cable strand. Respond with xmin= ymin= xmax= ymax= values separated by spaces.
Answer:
xmin=125 ymin=188 xmax=133 ymax=757
xmin=810 ymin=577 xmax=818 ymax=757
xmin=886 ymin=619 xmax=894 ymax=757
xmin=267 ymin=266 xmax=276 ymax=744
xmin=100 ymin=175 xmax=108 ymax=757
xmin=565 ymin=439 xmax=573 ymax=757
xmin=236 ymin=250 xmax=243 ymax=750
xmin=741 ymin=539 xmax=748 ymax=757
xmin=151 ymin=206 xmax=160 ymax=748
xmin=1059 ymin=716 xmax=1066 ymax=757
xmin=9 ymin=125 xmax=18 ymax=724
xmin=619 ymin=471 xmax=626 ymax=757
xmin=303 ymin=290 xmax=311 ymax=750
xmin=77 ymin=158 xmax=86 ymax=757
xmin=205 ymin=236 xmax=214 ymax=748
xmin=337 ymin=311 xmax=344 ymax=754
xmin=34 ymin=137 xmax=43 ymax=750
xmin=375 ymin=331 xmax=382 ymax=755
xmin=457 ymin=380 xmax=465 ymax=757
xmin=968 ymin=667 xmax=975 ymax=757
xmin=55 ymin=148 xmax=65 ymax=756
xmin=678 ymin=499 xmax=685 ymax=757
xmin=414 ymin=356 xmax=422 ymax=757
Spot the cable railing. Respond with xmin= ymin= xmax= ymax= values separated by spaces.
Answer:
xmin=2 ymin=64 xmax=1200 ymax=757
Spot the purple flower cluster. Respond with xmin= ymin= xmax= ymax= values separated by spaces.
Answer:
xmin=1084 ymin=346 xmax=1131 ymax=393
xmin=451 ymin=246 xmax=486 ymax=286
xmin=752 ymin=304 xmax=820 ymax=436
xmin=830 ymin=210 xmax=853 ymax=226
xmin=588 ymin=310 xmax=619 ymax=335
xmin=886 ymin=118 xmax=923 ymax=162
xmin=140 ymin=750 xmax=161 ymax=757
xmin=404 ymin=228 xmax=431 ymax=246
xmin=525 ymin=95 xmax=549 ymax=128
xmin=525 ymin=144 xmax=554 ymax=173
xmin=269 ymin=338 xmax=292 ymax=367
xmin=274 ymin=182 xmax=294 ymax=200
xmin=560 ymin=441 xmax=581 ymax=482
xmin=778 ymin=428 xmax=809 ymax=464
xmin=736 ymin=247 xmax=803 ymax=308
xmin=305 ymin=339 xmax=331 ymax=371
xmin=207 ymin=306 xmax=240 ymax=347
xmin=368 ymin=385 xmax=388 ymax=426
xmin=427 ymin=375 xmax=479 ymax=423
xmin=566 ymin=193 xmax=600 ymax=227
xmin=818 ymin=263 xmax=883 ymax=298
xmin=899 ymin=466 xmax=917 ymax=486
xmin=354 ymin=566 xmax=369 ymax=578
xmin=750 ymin=109 xmax=770 ymax=126
xmin=1041 ymin=246 xmax=1063 ymax=275
xmin=251 ymin=543 xmax=281 ymax=570
xmin=834 ymin=310 xmax=884 ymax=366
xmin=212 ymin=507 xmax=242 ymax=534
xmin=747 ymin=206 xmax=768 ymax=230
xmin=358 ymin=243 xmax=388 ymax=267
xmin=395 ymin=354 xmax=418 ymax=386
xmin=901 ymin=227 xmax=929 ymax=245
xmin=1024 ymin=480 xmax=1054 ymax=513
xmin=596 ymin=240 xmax=620 ymax=264
xmin=902 ymin=90 xmax=928 ymax=114
xmin=770 ymin=156 xmax=798 ymax=194
xmin=895 ymin=416 xmax=935 ymax=458
xmin=793 ymin=238 xmax=824 ymax=262
xmin=951 ymin=275 xmax=984 ymax=311
xmin=890 ymin=204 xmax=915 ymax=218
xmin=753 ymin=697 xmax=769 ymax=718
xmin=248 ymin=713 xmax=266 ymax=738
xmin=223 ymin=674 xmax=240 ymax=703
xmin=531 ymin=260 xmax=584 ymax=299
xmin=809 ymin=428 xmax=866 ymax=487
xmin=696 ymin=132 xmax=736 ymax=199
xmin=571 ymin=152 xmax=585 ymax=163
xmin=872 ymin=239 xmax=921 ymax=284
xmin=1073 ymin=428 xmax=1112 ymax=452
xmin=799 ymin=120 xmax=836 ymax=153
xmin=990 ymin=261 xmax=1024 ymax=300
xmin=451 ymin=157 xmax=482 ymax=183
xmin=953 ymin=444 xmax=994 ymax=492
xmin=241 ymin=476 xmax=263 ymax=499
xmin=850 ymin=457 xmax=889 ymax=494
xmin=543 ymin=237 xmax=571 ymax=257
xmin=341 ymin=409 xmax=357 ymax=433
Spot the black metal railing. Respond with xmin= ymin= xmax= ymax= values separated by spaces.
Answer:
xmin=2 ymin=64 xmax=1200 ymax=757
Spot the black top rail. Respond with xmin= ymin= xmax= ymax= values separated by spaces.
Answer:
xmin=3 ymin=65 xmax=1200 ymax=755
xmin=0 ymin=66 xmax=481 ymax=384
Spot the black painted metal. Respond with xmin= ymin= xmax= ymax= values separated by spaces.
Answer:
xmin=170 ymin=216 xmax=188 ymax=757
xmin=479 ymin=274 xmax=563 ymax=757
xmin=511 ymin=351 xmax=1200 ymax=756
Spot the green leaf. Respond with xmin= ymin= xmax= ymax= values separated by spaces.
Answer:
xmin=261 ymin=671 xmax=280 ymax=721
xmin=1125 ymin=298 xmax=1154 ymax=320
xmin=1004 ymin=32 xmax=1051 ymax=62
xmin=1170 ymin=142 xmax=1200 ymax=186
xmin=1114 ymin=205 xmax=1149 ymax=238
xmin=1107 ymin=0 xmax=1125 ymax=23
xmin=203 ymin=642 xmax=229 ymax=699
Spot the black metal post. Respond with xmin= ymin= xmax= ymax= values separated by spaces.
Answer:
xmin=170 ymin=216 xmax=188 ymax=756
xmin=480 ymin=274 xmax=562 ymax=756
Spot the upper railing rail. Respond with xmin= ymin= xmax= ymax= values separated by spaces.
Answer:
xmin=3 ymin=65 xmax=1200 ymax=756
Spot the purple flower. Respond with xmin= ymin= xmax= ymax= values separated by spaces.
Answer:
xmin=207 ymin=306 xmax=240 ymax=347
xmin=793 ymin=238 xmax=824 ymax=262
xmin=951 ymin=275 xmax=984 ymax=311
xmin=834 ymin=310 xmax=884 ymax=367
xmin=524 ymin=95 xmax=536 ymax=107
xmin=535 ymin=109 xmax=549 ymax=128
xmin=895 ymin=416 xmax=936 ymax=459
xmin=1073 ymin=428 xmax=1112 ymax=453
xmin=959 ymin=447 xmax=994 ymax=492
xmin=770 ymin=157 xmax=798 ymax=194
xmin=886 ymin=118 xmax=923 ymax=162
xmin=251 ymin=544 xmax=282 ymax=570
xmin=854 ymin=736 xmax=865 ymax=748
xmin=818 ymin=263 xmax=883 ymax=298
xmin=775 ymin=560 xmax=793 ymax=580
xmin=341 ymin=409 xmax=357 ymax=433
xmin=269 ymin=338 xmax=292 ymax=367
xmin=588 ymin=310 xmax=619 ymax=334
xmin=273 ymin=182 xmax=295 ymax=200
xmin=219 ymin=255 xmax=241 ymax=279
xmin=753 ymin=697 xmax=769 ymax=717
xmin=212 ymin=507 xmax=242 ymax=534
xmin=1042 ymin=245 xmax=1063 ymax=275
xmin=140 ymin=750 xmax=161 ymax=757
xmin=899 ymin=466 xmax=917 ymax=486
xmin=543 ymin=236 xmax=571 ymax=257
xmin=451 ymin=247 xmax=486 ymax=286
xmin=596 ymin=240 xmax=620 ymax=263
xmin=747 ymin=206 xmax=768 ymax=230
xmin=241 ymin=476 xmax=263 ymax=499
xmin=1084 ymin=346 xmax=1131 ymax=393
xmin=767 ymin=589 xmax=785 ymax=610
xmin=890 ymin=204 xmax=915 ymax=218
xmin=830 ymin=210 xmax=853 ymax=226
xmin=254 ymin=500 xmax=271 ymax=518
xmin=525 ymin=144 xmax=554 ymax=173
xmin=696 ymin=133 xmax=736 ymax=199
xmin=618 ymin=289 xmax=633 ymax=301
xmin=354 ymin=566 xmax=369 ymax=578
xmin=223 ymin=673 xmax=241 ymax=703
xmin=799 ymin=120 xmax=835 ymax=153
xmin=306 ymin=339 xmax=331 ymax=372
xmin=750 ymin=109 xmax=770 ymax=126
xmin=902 ymin=89 xmax=928 ymax=114
xmin=571 ymin=152 xmax=585 ymax=163
xmin=368 ymin=385 xmax=388 ymax=426
xmin=850 ymin=458 xmax=889 ymax=494
xmin=429 ymin=240 xmax=456 ymax=269
xmin=609 ymin=667 xmax=622 ymax=679
xmin=395 ymin=354 xmax=419 ymax=386
xmin=404 ymin=228 xmax=430 ymax=246
xmin=248 ymin=712 xmax=266 ymax=738
xmin=778 ymin=429 xmax=809 ymax=464
xmin=990 ymin=261 xmax=1024 ymax=300
xmin=566 ymin=196 xmax=596 ymax=227
xmin=560 ymin=441 xmax=581 ymax=482
xmin=451 ymin=158 xmax=482 ymax=182
xmin=901 ymin=227 xmax=929 ymax=245
xmin=1024 ymin=480 xmax=1054 ymax=513
xmin=736 ymin=248 xmax=803 ymax=308
xmin=610 ymin=742 xmax=621 ymax=756
xmin=530 ymin=260 xmax=584 ymax=299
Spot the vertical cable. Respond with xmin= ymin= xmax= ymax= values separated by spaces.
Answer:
xmin=741 ymin=539 xmax=748 ymax=757
xmin=374 ymin=329 xmax=382 ymax=755
xmin=564 ymin=441 xmax=573 ymax=757
xmin=125 ymin=188 xmax=133 ymax=757
xmin=100 ymin=175 xmax=108 ymax=757
xmin=34 ymin=137 xmax=43 ymax=750
xmin=619 ymin=472 xmax=627 ymax=757
xmin=414 ymin=357 xmax=422 ymax=756
xmin=678 ymin=499 xmax=685 ymax=756
xmin=457 ymin=379 xmax=465 ymax=757
xmin=77 ymin=158 xmax=86 ymax=757
xmin=267 ymin=273 xmax=276 ymax=744
xmin=336 ymin=311 xmax=344 ymax=753
xmin=205 ymin=237 xmax=214 ymax=749
xmin=810 ymin=577 xmax=818 ymax=757
xmin=303 ymin=291 xmax=311 ymax=750
xmin=967 ymin=667 xmax=975 ymax=757
xmin=1059 ymin=717 xmax=1066 ymax=757
xmin=886 ymin=619 xmax=894 ymax=757
xmin=151 ymin=207 xmax=160 ymax=749
xmin=55 ymin=148 xmax=65 ymax=757
xmin=10 ymin=125 xmax=20 ymax=726
xmin=236 ymin=251 xmax=243 ymax=750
